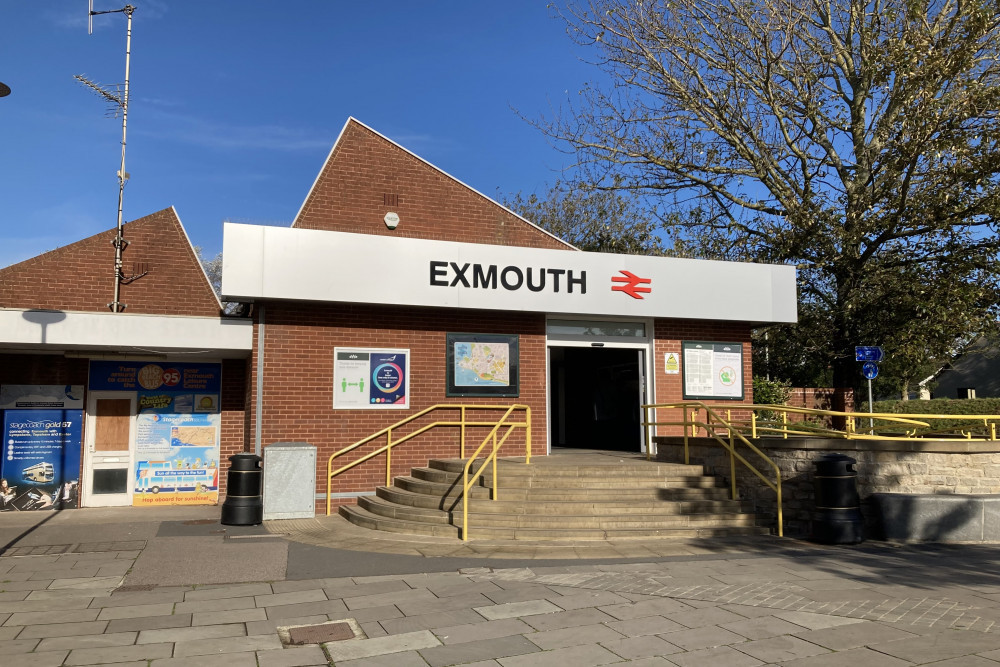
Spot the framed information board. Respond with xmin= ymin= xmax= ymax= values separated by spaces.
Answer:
xmin=446 ymin=333 xmax=519 ymax=397
xmin=333 ymin=348 xmax=410 ymax=409
xmin=681 ymin=341 xmax=744 ymax=400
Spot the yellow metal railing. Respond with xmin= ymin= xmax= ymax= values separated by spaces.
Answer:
xmin=740 ymin=405 xmax=1000 ymax=441
xmin=326 ymin=404 xmax=531 ymax=524
xmin=461 ymin=404 xmax=531 ymax=540
xmin=643 ymin=401 xmax=784 ymax=537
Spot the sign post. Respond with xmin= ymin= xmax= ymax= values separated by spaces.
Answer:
xmin=857 ymin=347 xmax=882 ymax=435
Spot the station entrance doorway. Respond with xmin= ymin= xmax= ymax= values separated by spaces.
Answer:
xmin=548 ymin=345 xmax=648 ymax=452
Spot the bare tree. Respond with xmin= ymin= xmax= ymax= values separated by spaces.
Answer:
xmin=544 ymin=0 xmax=1000 ymax=392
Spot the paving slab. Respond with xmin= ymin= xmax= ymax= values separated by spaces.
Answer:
xmin=599 ymin=634 xmax=684 ymax=659
xmin=776 ymin=646 xmax=913 ymax=666
xmin=475 ymin=599 xmax=562 ymax=620
xmin=335 ymin=650 xmax=434 ymax=667
xmin=324 ymin=629 xmax=441 ymax=661
xmin=526 ymin=622 xmax=626 ymax=650
xmin=496 ymin=642 xmax=624 ymax=667
xmin=418 ymin=634 xmax=540 ymax=667
xmin=435 ymin=617 xmax=536 ymax=644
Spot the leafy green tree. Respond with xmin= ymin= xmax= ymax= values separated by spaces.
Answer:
xmin=542 ymin=0 xmax=1000 ymax=395
xmin=504 ymin=180 xmax=665 ymax=255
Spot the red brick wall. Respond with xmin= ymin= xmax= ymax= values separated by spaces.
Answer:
xmin=294 ymin=120 xmax=574 ymax=251
xmin=219 ymin=358 xmax=250 ymax=495
xmin=651 ymin=319 xmax=754 ymax=435
xmin=0 ymin=208 xmax=221 ymax=317
xmin=251 ymin=302 xmax=545 ymax=509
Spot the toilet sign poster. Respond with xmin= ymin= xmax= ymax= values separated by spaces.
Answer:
xmin=333 ymin=348 xmax=410 ymax=409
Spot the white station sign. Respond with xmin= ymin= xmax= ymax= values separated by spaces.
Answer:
xmin=221 ymin=223 xmax=797 ymax=323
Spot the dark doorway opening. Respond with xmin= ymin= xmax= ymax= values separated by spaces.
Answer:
xmin=549 ymin=347 xmax=644 ymax=451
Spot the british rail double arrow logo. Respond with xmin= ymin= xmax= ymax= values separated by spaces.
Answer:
xmin=611 ymin=270 xmax=652 ymax=299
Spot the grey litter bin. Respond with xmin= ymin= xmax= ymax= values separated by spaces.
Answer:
xmin=812 ymin=453 xmax=864 ymax=544
xmin=221 ymin=453 xmax=263 ymax=526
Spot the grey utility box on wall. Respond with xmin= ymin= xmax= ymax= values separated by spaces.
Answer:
xmin=262 ymin=442 xmax=317 ymax=520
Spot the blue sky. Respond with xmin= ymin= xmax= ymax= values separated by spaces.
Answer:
xmin=0 ymin=2 xmax=596 ymax=269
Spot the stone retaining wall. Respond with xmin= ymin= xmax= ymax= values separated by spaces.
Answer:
xmin=653 ymin=436 xmax=1000 ymax=538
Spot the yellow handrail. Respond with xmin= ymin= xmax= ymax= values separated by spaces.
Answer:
xmin=326 ymin=404 xmax=531 ymax=516
xmin=461 ymin=404 xmax=531 ymax=540
xmin=740 ymin=404 xmax=1000 ymax=440
xmin=644 ymin=401 xmax=784 ymax=537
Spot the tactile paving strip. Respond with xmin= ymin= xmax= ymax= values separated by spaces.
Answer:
xmin=479 ymin=568 xmax=1000 ymax=633
xmin=0 ymin=540 xmax=146 ymax=557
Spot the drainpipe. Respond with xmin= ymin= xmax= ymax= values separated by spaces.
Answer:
xmin=254 ymin=303 xmax=265 ymax=455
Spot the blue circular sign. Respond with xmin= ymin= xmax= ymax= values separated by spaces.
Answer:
xmin=862 ymin=361 xmax=879 ymax=380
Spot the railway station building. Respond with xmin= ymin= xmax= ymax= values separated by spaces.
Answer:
xmin=0 ymin=118 xmax=796 ymax=512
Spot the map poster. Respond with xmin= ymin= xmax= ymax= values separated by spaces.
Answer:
xmin=446 ymin=333 xmax=519 ymax=397
xmin=681 ymin=341 xmax=745 ymax=400
xmin=133 ymin=413 xmax=220 ymax=506
xmin=333 ymin=348 xmax=410 ymax=409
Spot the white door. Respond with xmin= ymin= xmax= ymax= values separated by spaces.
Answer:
xmin=82 ymin=391 xmax=136 ymax=507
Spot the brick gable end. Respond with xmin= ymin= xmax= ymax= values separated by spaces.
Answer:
xmin=294 ymin=119 xmax=574 ymax=250
xmin=0 ymin=207 xmax=221 ymax=316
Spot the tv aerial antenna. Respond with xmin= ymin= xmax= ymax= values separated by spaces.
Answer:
xmin=74 ymin=2 xmax=144 ymax=313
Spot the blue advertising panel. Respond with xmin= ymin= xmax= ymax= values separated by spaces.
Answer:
xmin=89 ymin=361 xmax=221 ymax=414
xmin=2 ymin=409 xmax=82 ymax=511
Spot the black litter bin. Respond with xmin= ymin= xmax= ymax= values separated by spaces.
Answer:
xmin=812 ymin=453 xmax=864 ymax=544
xmin=221 ymin=453 xmax=262 ymax=525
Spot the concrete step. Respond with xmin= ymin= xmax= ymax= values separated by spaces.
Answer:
xmin=395 ymin=476 xmax=731 ymax=501
xmin=377 ymin=485 xmax=750 ymax=515
xmin=428 ymin=457 xmax=707 ymax=477
xmin=340 ymin=504 xmax=769 ymax=540
xmin=358 ymin=496 xmax=758 ymax=530
xmin=411 ymin=467 xmax=723 ymax=489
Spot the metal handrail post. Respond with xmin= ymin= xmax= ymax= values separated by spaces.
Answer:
xmin=525 ymin=406 xmax=532 ymax=464
xmin=729 ymin=431 xmax=737 ymax=501
xmin=775 ymin=469 xmax=784 ymax=537
xmin=683 ymin=411 xmax=690 ymax=465
xmin=385 ymin=430 xmax=393 ymax=486
xmin=460 ymin=406 xmax=466 ymax=458
xmin=782 ymin=411 xmax=788 ymax=439
xmin=492 ymin=432 xmax=498 ymax=499
xmin=751 ymin=411 xmax=757 ymax=438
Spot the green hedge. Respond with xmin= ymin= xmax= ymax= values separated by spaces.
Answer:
xmin=869 ymin=398 xmax=1000 ymax=416
xmin=862 ymin=398 xmax=1000 ymax=436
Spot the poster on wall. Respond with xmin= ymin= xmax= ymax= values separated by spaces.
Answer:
xmin=682 ymin=341 xmax=744 ymax=400
xmin=1 ymin=409 xmax=82 ymax=511
xmin=88 ymin=361 xmax=222 ymax=506
xmin=333 ymin=349 xmax=410 ymax=409
xmin=133 ymin=413 xmax=220 ymax=506
xmin=446 ymin=333 xmax=519 ymax=397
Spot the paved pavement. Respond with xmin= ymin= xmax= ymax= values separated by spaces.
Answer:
xmin=4 ymin=506 xmax=1000 ymax=665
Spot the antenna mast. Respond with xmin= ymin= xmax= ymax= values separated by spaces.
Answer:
xmin=76 ymin=2 xmax=139 ymax=313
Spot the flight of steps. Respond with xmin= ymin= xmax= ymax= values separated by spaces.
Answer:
xmin=339 ymin=455 xmax=768 ymax=540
